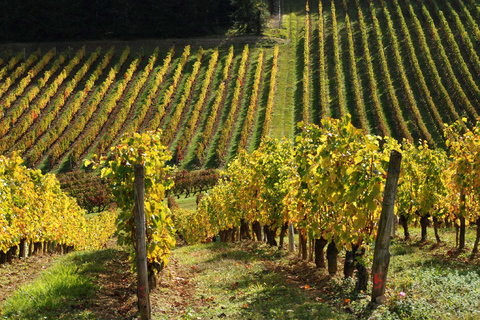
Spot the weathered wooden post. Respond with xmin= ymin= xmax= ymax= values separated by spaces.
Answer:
xmin=459 ymin=191 xmax=466 ymax=250
xmin=288 ymin=223 xmax=295 ymax=252
xmin=371 ymin=150 xmax=402 ymax=304
xmin=134 ymin=164 xmax=151 ymax=319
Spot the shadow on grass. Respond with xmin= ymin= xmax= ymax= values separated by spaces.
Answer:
xmin=1 ymin=249 xmax=131 ymax=320
xmin=191 ymin=241 xmax=350 ymax=319
xmin=234 ymin=272 xmax=345 ymax=320
xmin=202 ymin=243 xmax=286 ymax=265
xmin=294 ymin=34 xmax=305 ymax=136
xmin=311 ymin=23 xmax=321 ymax=126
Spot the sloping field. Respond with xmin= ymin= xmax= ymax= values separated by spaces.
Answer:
xmin=1 ymin=0 xmax=480 ymax=173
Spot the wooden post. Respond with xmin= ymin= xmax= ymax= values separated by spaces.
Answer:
xmin=288 ymin=223 xmax=295 ymax=252
xmin=459 ymin=191 xmax=466 ymax=250
xmin=371 ymin=150 xmax=402 ymax=304
xmin=134 ymin=164 xmax=151 ymax=319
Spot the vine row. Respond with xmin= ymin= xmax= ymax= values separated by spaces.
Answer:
xmin=0 ymin=50 xmax=39 ymax=100
xmin=175 ymin=48 xmax=220 ymax=157
xmin=0 ymin=48 xmax=84 ymax=153
xmin=318 ymin=1 xmax=327 ymax=119
xmin=344 ymin=12 xmax=368 ymax=132
xmin=1 ymin=49 xmax=55 ymax=114
xmin=391 ymin=0 xmax=446 ymax=136
xmin=303 ymin=4 xmax=311 ymax=123
xmin=405 ymin=0 xmax=460 ymax=125
xmin=61 ymin=52 xmax=141 ymax=167
xmin=0 ymin=51 xmax=24 ymax=83
xmin=445 ymin=2 xmax=480 ymax=81
xmin=355 ymin=0 xmax=390 ymax=136
xmin=32 ymin=48 xmax=130 ymax=167
xmin=418 ymin=1 xmax=478 ymax=122
xmin=237 ymin=50 xmax=264 ymax=152
xmin=146 ymin=46 xmax=191 ymax=131
xmin=122 ymin=47 xmax=174 ymax=136
xmin=95 ymin=48 xmax=160 ymax=155
xmin=331 ymin=0 xmax=345 ymax=118
xmin=194 ymin=46 xmax=236 ymax=164
xmin=261 ymin=45 xmax=279 ymax=138
xmin=369 ymin=0 xmax=412 ymax=141
xmin=215 ymin=45 xmax=250 ymax=161
xmin=162 ymin=48 xmax=204 ymax=145
xmin=22 ymin=47 xmax=116 ymax=165
xmin=379 ymin=0 xmax=434 ymax=145
xmin=431 ymin=1 xmax=480 ymax=107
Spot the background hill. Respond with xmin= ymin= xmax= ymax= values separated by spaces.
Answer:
xmin=1 ymin=0 xmax=480 ymax=173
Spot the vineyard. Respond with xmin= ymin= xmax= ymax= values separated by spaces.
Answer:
xmin=3 ymin=0 xmax=480 ymax=318
xmin=1 ymin=0 xmax=480 ymax=172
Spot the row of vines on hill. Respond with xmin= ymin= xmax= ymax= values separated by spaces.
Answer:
xmin=194 ymin=46 xmax=235 ymax=164
xmin=0 ymin=45 xmax=279 ymax=171
xmin=22 ymin=47 xmax=109 ymax=167
xmin=302 ymin=0 xmax=480 ymax=146
xmin=1 ymin=0 xmax=480 ymax=170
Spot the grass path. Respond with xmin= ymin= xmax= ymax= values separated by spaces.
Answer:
xmin=2 ymin=227 xmax=480 ymax=319
xmin=155 ymin=241 xmax=351 ymax=320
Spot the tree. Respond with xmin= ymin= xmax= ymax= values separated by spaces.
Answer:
xmin=230 ymin=0 xmax=269 ymax=35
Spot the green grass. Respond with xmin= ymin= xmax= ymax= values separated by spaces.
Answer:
xmin=155 ymin=241 xmax=352 ymax=320
xmin=174 ymin=195 xmax=198 ymax=211
xmin=2 ymin=224 xmax=480 ymax=319
xmin=339 ymin=225 xmax=480 ymax=319
xmin=165 ymin=225 xmax=480 ymax=320
xmin=0 ymin=249 xmax=119 ymax=320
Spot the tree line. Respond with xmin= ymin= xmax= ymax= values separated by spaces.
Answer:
xmin=0 ymin=0 xmax=271 ymax=42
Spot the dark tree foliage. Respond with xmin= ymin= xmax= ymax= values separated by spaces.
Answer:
xmin=230 ymin=0 xmax=270 ymax=35
xmin=0 ymin=0 xmax=234 ymax=42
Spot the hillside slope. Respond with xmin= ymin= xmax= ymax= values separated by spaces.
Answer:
xmin=1 ymin=0 xmax=480 ymax=172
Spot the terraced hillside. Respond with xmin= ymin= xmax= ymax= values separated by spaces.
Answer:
xmin=1 ymin=0 xmax=480 ymax=173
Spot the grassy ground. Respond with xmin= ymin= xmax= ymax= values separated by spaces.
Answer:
xmin=153 ymin=241 xmax=351 ymax=320
xmin=0 ymin=240 xmax=136 ymax=319
xmin=1 ymin=226 xmax=480 ymax=319
xmin=173 ymin=195 xmax=198 ymax=211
